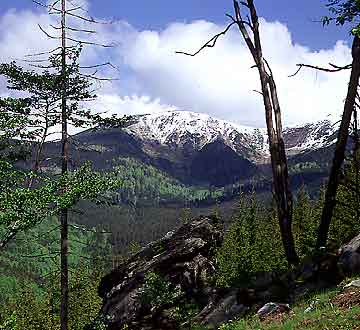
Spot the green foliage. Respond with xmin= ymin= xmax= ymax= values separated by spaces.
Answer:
xmin=0 ymin=46 xmax=98 ymax=151
xmin=293 ymin=186 xmax=318 ymax=258
xmin=0 ymin=216 xmax=109 ymax=304
xmin=216 ymin=184 xmax=352 ymax=288
xmin=128 ymin=241 xmax=142 ymax=255
xmin=140 ymin=272 xmax=182 ymax=310
xmin=0 ymin=44 xmax=132 ymax=247
xmin=323 ymin=0 xmax=360 ymax=36
xmin=153 ymin=240 xmax=167 ymax=256
xmin=167 ymin=303 xmax=201 ymax=325
xmin=0 ymin=265 xmax=102 ymax=330
xmin=180 ymin=208 xmax=192 ymax=224
xmin=331 ymin=161 xmax=360 ymax=245
xmin=0 ymin=101 xmax=32 ymax=162
xmin=0 ymin=161 xmax=124 ymax=248
xmin=111 ymin=157 xmax=228 ymax=206
xmin=216 ymin=286 xmax=360 ymax=330
xmin=0 ymin=164 xmax=58 ymax=247
xmin=216 ymin=193 xmax=287 ymax=287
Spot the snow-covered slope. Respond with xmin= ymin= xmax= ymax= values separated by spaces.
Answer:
xmin=125 ymin=110 xmax=337 ymax=163
xmin=283 ymin=121 xmax=337 ymax=155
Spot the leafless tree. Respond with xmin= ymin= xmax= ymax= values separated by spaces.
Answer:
xmin=177 ymin=0 xmax=299 ymax=265
xmin=30 ymin=1 xmax=122 ymax=329
xmin=292 ymin=37 xmax=360 ymax=250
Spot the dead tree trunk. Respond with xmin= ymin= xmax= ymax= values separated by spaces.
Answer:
xmin=316 ymin=36 xmax=360 ymax=250
xmin=176 ymin=0 xmax=298 ymax=265
xmin=233 ymin=0 xmax=298 ymax=265
xmin=353 ymin=108 xmax=360 ymax=223
xmin=60 ymin=0 xmax=69 ymax=329
xmin=28 ymin=102 xmax=49 ymax=188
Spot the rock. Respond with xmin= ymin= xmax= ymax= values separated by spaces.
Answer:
xmin=339 ymin=234 xmax=360 ymax=275
xmin=293 ymin=253 xmax=343 ymax=299
xmin=251 ymin=272 xmax=278 ymax=290
xmin=90 ymin=216 xmax=223 ymax=330
xmin=304 ymin=299 xmax=319 ymax=313
xmin=192 ymin=289 xmax=248 ymax=328
xmin=343 ymin=279 xmax=360 ymax=291
xmin=257 ymin=302 xmax=290 ymax=318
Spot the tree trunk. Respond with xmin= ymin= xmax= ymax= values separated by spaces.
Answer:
xmin=316 ymin=36 xmax=360 ymax=250
xmin=60 ymin=0 xmax=69 ymax=329
xmin=234 ymin=0 xmax=299 ymax=265
xmin=28 ymin=109 xmax=49 ymax=188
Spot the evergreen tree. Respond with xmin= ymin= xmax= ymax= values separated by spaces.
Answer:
xmin=331 ymin=160 xmax=360 ymax=244
xmin=216 ymin=193 xmax=287 ymax=287
xmin=293 ymin=186 xmax=317 ymax=258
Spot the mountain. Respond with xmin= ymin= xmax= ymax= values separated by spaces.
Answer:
xmin=126 ymin=111 xmax=269 ymax=163
xmin=122 ymin=111 xmax=337 ymax=186
xmin=39 ymin=110 xmax=338 ymax=188
xmin=125 ymin=110 xmax=338 ymax=162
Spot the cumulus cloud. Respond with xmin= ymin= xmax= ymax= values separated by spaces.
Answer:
xmin=93 ymin=94 xmax=177 ymax=116
xmin=118 ymin=19 xmax=352 ymax=127
xmin=0 ymin=4 xmax=354 ymax=129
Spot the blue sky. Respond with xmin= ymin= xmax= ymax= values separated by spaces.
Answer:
xmin=0 ymin=0 xmax=350 ymax=50
xmin=0 ymin=1 xmax=354 ymax=128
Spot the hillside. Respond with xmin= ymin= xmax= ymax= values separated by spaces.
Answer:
xmin=30 ymin=110 xmax=338 ymax=192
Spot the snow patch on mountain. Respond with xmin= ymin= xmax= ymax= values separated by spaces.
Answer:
xmin=125 ymin=110 xmax=338 ymax=162
xmin=283 ymin=120 xmax=337 ymax=155
xmin=127 ymin=110 xmax=257 ymax=142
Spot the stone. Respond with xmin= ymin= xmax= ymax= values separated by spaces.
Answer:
xmin=304 ymin=299 xmax=319 ymax=313
xmin=192 ymin=289 xmax=248 ymax=328
xmin=344 ymin=279 xmax=360 ymax=291
xmin=339 ymin=234 xmax=360 ymax=275
xmin=89 ymin=216 xmax=223 ymax=330
xmin=256 ymin=302 xmax=290 ymax=318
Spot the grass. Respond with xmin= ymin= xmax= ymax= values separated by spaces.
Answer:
xmin=216 ymin=282 xmax=360 ymax=330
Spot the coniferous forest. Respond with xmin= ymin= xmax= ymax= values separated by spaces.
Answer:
xmin=1 ymin=1 xmax=360 ymax=330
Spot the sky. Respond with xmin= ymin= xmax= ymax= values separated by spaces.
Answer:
xmin=0 ymin=0 xmax=355 ymax=129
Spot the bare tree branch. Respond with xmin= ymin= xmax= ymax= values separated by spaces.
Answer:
xmin=38 ymin=24 xmax=61 ymax=39
xmin=289 ymin=63 xmax=352 ymax=77
xmin=175 ymin=21 xmax=237 ymax=57
xmin=50 ymin=24 xmax=97 ymax=34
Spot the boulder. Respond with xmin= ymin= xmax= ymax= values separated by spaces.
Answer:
xmin=256 ymin=302 xmax=290 ymax=318
xmin=91 ymin=216 xmax=223 ymax=330
xmin=344 ymin=279 xmax=360 ymax=291
xmin=339 ymin=233 xmax=360 ymax=275
xmin=292 ymin=253 xmax=343 ymax=299
xmin=303 ymin=299 xmax=319 ymax=313
xmin=192 ymin=289 xmax=248 ymax=328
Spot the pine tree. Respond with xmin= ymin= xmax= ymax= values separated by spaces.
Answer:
xmin=331 ymin=160 xmax=360 ymax=245
xmin=293 ymin=185 xmax=317 ymax=258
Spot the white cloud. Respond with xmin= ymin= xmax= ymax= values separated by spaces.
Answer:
xmin=118 ymin=19 xmax=352 ymax=127
xmin=93 ymin=94 xmax=177 ymax=116
xmin=0 ymin=5 xmax=354 ymax=129
xmin=0 ymin=9 xmax=56 ymax=63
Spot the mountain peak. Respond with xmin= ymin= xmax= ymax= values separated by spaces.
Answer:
xmin=125 ymin=110 xmax=337 ymax=163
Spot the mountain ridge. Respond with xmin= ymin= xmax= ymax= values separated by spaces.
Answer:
xmin=37 ymin=110 xmax=337 ymax=188
xmin=125 ymin=110 xmax=338 ymax=163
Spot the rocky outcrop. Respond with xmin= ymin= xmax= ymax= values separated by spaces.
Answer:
xmin=191 ymin=289 xmax=248 ymax=327
xmin=339 ymin=233 xmax=360 ymax=275
xmin=92 ymin=216 xmax=224 ymax=330
xmin=89 ymin=218 xmax=360 ymax=330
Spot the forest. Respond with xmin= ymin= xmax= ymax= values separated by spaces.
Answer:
xmin=1 ymin=0 xmax=360 ymax=329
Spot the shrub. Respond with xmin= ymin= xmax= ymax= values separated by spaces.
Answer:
xmin=216 ymin=193 xmax=287 ymax=287
xmin=140 ymin=272 xmax=182 ymax=309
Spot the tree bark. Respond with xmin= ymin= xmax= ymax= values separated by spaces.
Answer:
xmin=28 ymin=103 xmax=49 ymax=188
xmin=234 ymin=0 xmax=298 ymax=265
xmin=316 ymin=36 xmax=360 ymax=250
xmin=60 ymin=0 xmax=69 ymax=329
